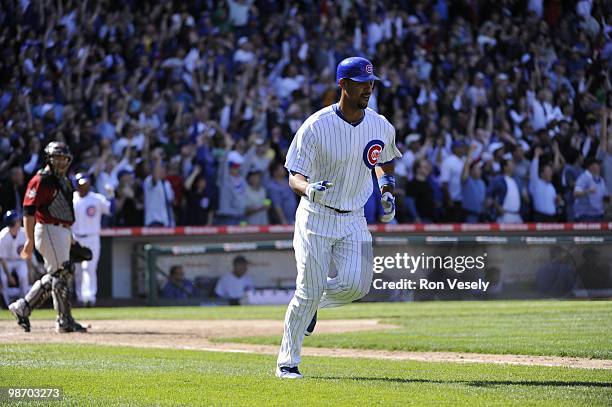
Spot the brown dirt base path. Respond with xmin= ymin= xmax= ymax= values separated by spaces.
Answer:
xmin=0 ymin=319 xmax=610 ymax=370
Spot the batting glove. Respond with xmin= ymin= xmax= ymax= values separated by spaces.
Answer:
xmin=306 ymin=181 xmax=333 ymax=203
xmin=380 ymin=191 xmax=395 ymax=223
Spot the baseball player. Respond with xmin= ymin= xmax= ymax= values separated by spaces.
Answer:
xmin=72 ymin=172 xmax=111 ymax=307
xmin=0 ymin=211 xmax=32 ymax=306
xmin=276 ymin=57 xmax=401 ymax=379
xmin=8 ymin=141 xmax=87 ymax=333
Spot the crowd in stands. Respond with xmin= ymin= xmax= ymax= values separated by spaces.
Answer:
xmin=1 ymin=0 xmax=611 ymax=226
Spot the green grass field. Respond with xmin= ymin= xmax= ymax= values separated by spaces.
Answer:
xmin=218 ymin=300 xmax=612 ymax=359
xmin=1 ymin=300 xmax=611 ymax=406
xmin=2 ymin=344 xmax=611 ymax=406
xmin=4 ymin=300 xmax=610 ymax=358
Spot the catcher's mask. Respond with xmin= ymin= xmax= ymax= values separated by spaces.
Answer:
xmin=44 ymin=141 xmax=73 ymax=176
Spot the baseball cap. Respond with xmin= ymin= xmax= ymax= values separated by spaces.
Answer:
xmin=75 ymin=172 xmax=91 ymax=185
xmin=227 ymin=151 xmax=244 ymax=167
xmin=336 ymin=57 xmax=379 ymax=85
xmin=3 ymin=210 xmax=20 ymax=227
xmin=488 ymin=142 xmax=505 ymax=154
xmin=404 ymin=133 xmax=421 ymax=145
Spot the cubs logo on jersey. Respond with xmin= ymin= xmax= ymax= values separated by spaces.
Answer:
xmin=86 ymin=206 xmax=97 ymax=217
xmin=362 ymin=139 xmax=385 ymax=169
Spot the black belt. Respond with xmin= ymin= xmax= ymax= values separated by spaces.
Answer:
xmin=324 ymin=205 xmax=351 ymax=214
xmin=75 ymin=234 xmax=92 ymax=238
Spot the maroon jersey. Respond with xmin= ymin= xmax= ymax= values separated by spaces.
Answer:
xmin=23 ymin=169 xmax=75 ymax=226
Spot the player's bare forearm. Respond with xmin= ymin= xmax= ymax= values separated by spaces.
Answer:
xmin=23 ymin=215 xmax=36 ymax=242
xmin=375 ymin=163 xmax=395 ymax=193
xmin=288 ymin=172 xmax=309 ymax=197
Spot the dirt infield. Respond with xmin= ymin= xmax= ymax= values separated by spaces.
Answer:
xmin=1 ymin=319 xmax=610 ymax=370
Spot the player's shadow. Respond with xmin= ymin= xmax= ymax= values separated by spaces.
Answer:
xmin=313 ymin=376 xmax=611 ymax=388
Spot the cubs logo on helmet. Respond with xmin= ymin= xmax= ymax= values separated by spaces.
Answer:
xmin=362 ymin=139 xmax=385 ymax=169
xmin=336 ymin=57 xmax=380 ymax=84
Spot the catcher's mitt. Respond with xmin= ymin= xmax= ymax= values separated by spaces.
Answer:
xmin=70 ymin=241 xmax=93 ymax=262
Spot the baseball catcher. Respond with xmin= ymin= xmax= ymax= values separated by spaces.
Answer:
xmin=9 ymin=141 xmax=88 ymax=333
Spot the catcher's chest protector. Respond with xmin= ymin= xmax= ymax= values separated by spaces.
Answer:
xmin=43 ymin=174 xmax=76 ymax=223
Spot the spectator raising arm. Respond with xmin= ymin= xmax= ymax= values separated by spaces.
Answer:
xmin=529 ymin=146 xmax=542 ymax=192
xmin=461 ymin=144 xmax=476 ymax=183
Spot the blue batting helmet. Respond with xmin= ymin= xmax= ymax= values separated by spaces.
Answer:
xmin=3 ymin=210 xmax=20 ymax=228
xmin=75 ymin=172 xmax=91 ymax=186
xmin=336 ymin=57 xmax=379 ymax=85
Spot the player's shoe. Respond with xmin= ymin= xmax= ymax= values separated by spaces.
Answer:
xmin=305 ymin=311 xmax=317 ymax=336
xmin=56 ymin=317 xmax=88 ymax=333
xmin=9 ymin=299 xmax=31 ymax=332
xmin=276 ymin=366 xmax=303 ymax=379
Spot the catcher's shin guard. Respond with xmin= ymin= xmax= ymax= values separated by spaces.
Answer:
xmin=9 ymin=299 xmax=32 ymax=332
xmin=51 ymin=273 xmax=71 ymax=325
xmin=24 ymin=273 xmax=53 ymax=311
xmin=52 ymin=263 xmax=87 ymax=333
xmin=10 ymin=273 xmax=54 ymax=332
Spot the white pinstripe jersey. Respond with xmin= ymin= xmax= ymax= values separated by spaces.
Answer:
xmin=73 ymin=191 xmax=111 ymax=236
xmin=285 ymin=104 xmax=402 ymax=211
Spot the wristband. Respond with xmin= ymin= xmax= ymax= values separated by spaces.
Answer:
xmin=378 ymin=174 xmax=396 ymax=190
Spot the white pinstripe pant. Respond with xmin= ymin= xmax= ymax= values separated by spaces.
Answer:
xmin=74 ymin=235 xmax=100 ymax=304
xmin=277 ymin=199 xmax=373 ymax=368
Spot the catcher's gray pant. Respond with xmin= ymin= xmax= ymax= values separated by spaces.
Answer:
xmin=277 ymin=200 xmax=373 ymax=368
xmin=35 ymin=223 xmax=71 ymax=273
xmin=18 ymin=223 xmax=74 ymax=324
